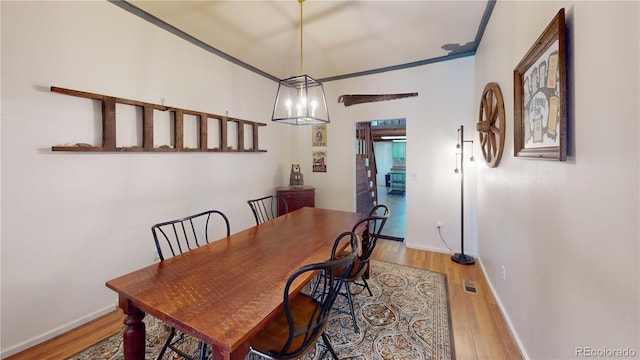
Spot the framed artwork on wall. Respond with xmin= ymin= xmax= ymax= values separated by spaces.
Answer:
xmin=312 ymin=150 xmax=327 ymax=172
xmin=513 ymin=8 xmax=567 ymax=161
xmin=312 ymin=124 xmax=327 ymax=146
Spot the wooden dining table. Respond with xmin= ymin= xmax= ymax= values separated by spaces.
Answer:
xmin=106 ymin=207 xmax=368 ymax=360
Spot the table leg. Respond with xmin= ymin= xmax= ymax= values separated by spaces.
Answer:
xmin=364 ymin=260 xmax=370 ymax=279
xmin=209 ymin=340 xmax=249 ymax=360
xmin=120 ymin=297 xmax=145 ymax=360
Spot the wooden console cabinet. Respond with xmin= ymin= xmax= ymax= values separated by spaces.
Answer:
xmin=276 ymin=186 xmax=315 ymax=216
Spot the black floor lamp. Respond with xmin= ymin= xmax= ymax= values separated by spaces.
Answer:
xmin=452 ymin=125 xmax=475 ymax=265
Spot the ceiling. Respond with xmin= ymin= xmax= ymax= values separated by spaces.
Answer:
xmin=117 ymin=1 xmax=493 ymax=82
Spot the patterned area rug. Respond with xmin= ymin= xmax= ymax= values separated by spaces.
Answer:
xmin=68 ymin=260 xmax=454 ymax=360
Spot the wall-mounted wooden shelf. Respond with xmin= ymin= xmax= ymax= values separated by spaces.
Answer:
xmin=50 ymin=86 xmax=267 ymax=153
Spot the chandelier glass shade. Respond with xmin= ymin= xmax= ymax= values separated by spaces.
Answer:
xmin=271 ymin=0 xmax=330 ymax=125
xmin=272 ymin=74 xmax=329 ymax=125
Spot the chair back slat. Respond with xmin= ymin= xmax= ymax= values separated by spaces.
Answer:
xmin=152 ymin=210 xmax=230 ymax=261
xmin=275 ymin=232 xmax=361 ymax=358
xmin=247 ymin=194 xmax=288 ymax=225
xmin=369 ymin=204 xmax=390 ymax=218
xmin=350 ymin=205 xmax=390 ymax=278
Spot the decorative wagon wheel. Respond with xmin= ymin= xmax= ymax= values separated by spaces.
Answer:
xmin=476 ymin=82 xmax=506 ymax=168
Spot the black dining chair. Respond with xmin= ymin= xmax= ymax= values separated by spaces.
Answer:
xmin=152 ymin=209 xmax=230 ymax=261
xmin=247 ymin=194 xmax=288 ymax=225
xmin=151 ymin=209 xmax=231 ymax=360
xmin=333 ymin=204 xmax=390 ymax=332
xmin=249 ymin=231 xmax=361 ymax=360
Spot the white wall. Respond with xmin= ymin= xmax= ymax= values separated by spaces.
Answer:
xmin=291 ymin=57 xmax=477 ymax=254
xmin=374 ymin=141 xmax=393 ymax=186
xmin=475 ymin=1 xmax=639 ymax=358
xmin=0 ymin=2 xmax=290 ymax=356
xmin=7 ymin=1 xmax=636 ymax=358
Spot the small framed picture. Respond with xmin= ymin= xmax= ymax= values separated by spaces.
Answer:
xmin=312 ymin=124 xmax=327 ymax=147
xmin=513 ymin=9 xmax=567 ymax=161
xmin=312 ymin=150 xmax=327 ymax=173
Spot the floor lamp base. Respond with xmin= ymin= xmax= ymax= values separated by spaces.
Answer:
xmin=451 ymin=253 xmax=475 ymax=265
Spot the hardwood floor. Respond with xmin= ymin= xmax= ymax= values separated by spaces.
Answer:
xmin=5 ymin=309 xmax=123 ymax=360
xmin=372 ymin=240 xmax=522 ymax=359
xmin=6 ymin=241 xmax=521 ymax=360
xmin=376 ymin=186 xmax=406 ymax=240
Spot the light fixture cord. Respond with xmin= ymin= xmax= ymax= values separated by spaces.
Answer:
xmin=299 ymin=0 xmax=305 ymax=74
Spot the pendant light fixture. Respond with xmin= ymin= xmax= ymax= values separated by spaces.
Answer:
xmin=271 ymin=0 xmax=330 ymax=125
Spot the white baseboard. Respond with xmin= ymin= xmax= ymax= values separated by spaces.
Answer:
xmin=477 ymin=257 xmax=529 ymax=360
xmin=405 ymin=241 xmax=475 ymax=257
xmin=1 ymin=302 xmax=118 ymax=358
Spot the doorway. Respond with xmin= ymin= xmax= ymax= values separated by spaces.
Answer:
xmin=355 ymin=119 xmax=407 ymax=241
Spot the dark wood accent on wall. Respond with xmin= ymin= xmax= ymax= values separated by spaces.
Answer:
xmin=337 ymin=92 xmax=418 ymax=106
xmin=356 ymin=158 xmax=373 ymax=214
xmin=50 ymin=86 xmax=267 ymax=153
xmin=355 ymin=122 xmax=377 ymax=214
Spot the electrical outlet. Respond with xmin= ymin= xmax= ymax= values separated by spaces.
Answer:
xmin=501 ymin=265 xmax=506 ymax=281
